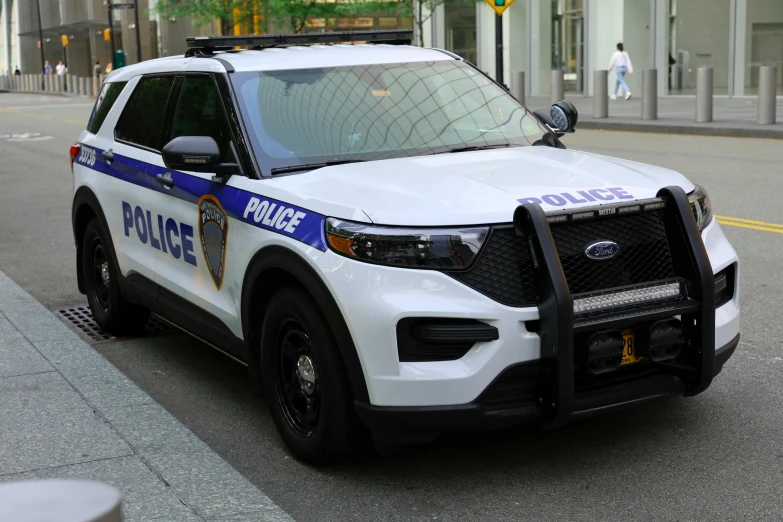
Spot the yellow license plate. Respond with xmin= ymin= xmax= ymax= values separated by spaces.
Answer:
xmin=621 ymin=329 xmax=644 ymax=365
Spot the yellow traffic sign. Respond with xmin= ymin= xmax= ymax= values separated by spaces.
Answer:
xmin=485 ymin=0 xmax=515 ymax=16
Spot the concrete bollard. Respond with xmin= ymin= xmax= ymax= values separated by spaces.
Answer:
xmin=511 ymin=71 xmax=525 ymax=106
xmin=0 ymin=479 xmax=123 ymax=522
xmin=550 ymin=69 xmax=564 ymax=105
xmin=696 ymin=67 xmax=713 ymax=123
xmin=641 ymin=69 xmax=658 ymax=121
xmin=758 ymin=66 xmax=777 ymax=125
xmin=80 ymin=77 xmax=88 ymax=96
xmin=593 ymin=70 xmax=609 ymax=118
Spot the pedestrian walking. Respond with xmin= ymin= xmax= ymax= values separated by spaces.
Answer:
xmin=14 ymin=66 xmax=21 ymax=76
xmin=56 ymin=61 xmax=66 ymax=75
xmin=44 ymin=60 xmax=52 ymax=75
xmin=94 ymin=61 xmax=101 ymax=78
xmin=608 ymin=43 xmax=633 ymax=100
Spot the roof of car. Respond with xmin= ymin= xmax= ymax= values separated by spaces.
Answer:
xmin=105 ymin=45 xmax=456 ymax=82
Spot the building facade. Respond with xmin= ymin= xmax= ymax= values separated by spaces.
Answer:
xmin=429 ymin=0 xmax=783 ymax=97
xmin=0 ymin=0 xmax=156 ymax=77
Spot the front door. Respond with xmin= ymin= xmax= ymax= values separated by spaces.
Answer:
xmin=153 ymin=73 xmax=246 ymax=352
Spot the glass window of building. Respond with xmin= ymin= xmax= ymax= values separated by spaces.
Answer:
xmin=744 ymin=0 xmax=783 ymax=95
xmin=445 ymin=0 xmax=478 ymax=65
xmin=668 ymin=0 xmax=730 ymax=95
xmin=552 ymin=0 xmax=585 ymax=94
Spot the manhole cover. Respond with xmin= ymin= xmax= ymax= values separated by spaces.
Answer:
xmin=54 ymin=305 xmax=175 ymax=344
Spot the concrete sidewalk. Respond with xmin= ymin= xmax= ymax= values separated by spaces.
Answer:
xmin=526 ymin=95 xmax=783 ymax=139
xmin=0 ymin=270 xmax=291 ymax=522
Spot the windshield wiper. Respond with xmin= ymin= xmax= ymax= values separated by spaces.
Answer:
xmin=270 ymin=159 xmax=366 ymax=175
xmin=436 ymin=143 xmax=515 ymax=155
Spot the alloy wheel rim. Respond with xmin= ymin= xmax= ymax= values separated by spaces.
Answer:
xmin=275 ymin=320 xmax=320 ymax=437
xmin=90 ymin=240 xmax=111 ymax=314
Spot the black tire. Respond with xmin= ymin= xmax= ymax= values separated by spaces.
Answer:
xmin=81 ymin=218 xmax=150 ymax=335
xmin=261 ymin=287 xmax=358 ymax=463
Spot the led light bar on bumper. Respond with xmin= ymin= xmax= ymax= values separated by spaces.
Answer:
xmin=573 ymin=280 xmax=684 ymax=315
xmin=325 ymin=218 xmax=488 ymax=269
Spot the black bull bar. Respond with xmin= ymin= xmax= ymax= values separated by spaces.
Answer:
xmin=513 ymin=186 xmax=715 ymax=427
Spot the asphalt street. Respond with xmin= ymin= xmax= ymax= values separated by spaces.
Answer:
xmin=1 ymin=92 xmax=782 ymax=521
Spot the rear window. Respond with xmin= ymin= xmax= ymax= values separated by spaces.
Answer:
xmin=115 ymin=76 xmax=176 ymax=151
xmin=87 ymin=81 xmax=127 ymax=134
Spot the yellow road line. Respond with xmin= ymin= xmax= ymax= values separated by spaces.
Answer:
xmin=0 ymin=107 xmax=84 ymax=125
xmin=717 ymin=220 xmax=783 ymax=235
xmin=715 ymin=215 xmax=783 ymax=229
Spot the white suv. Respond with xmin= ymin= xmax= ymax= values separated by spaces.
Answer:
xmin=71 ymin=30 xmax=740 ymax=463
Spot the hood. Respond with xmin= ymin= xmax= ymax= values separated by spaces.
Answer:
xmin=271 ymin=147 xmax=694 ymax=226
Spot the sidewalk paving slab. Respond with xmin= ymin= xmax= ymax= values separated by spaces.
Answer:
xmin=0 ymin=269 xmax=292 ymax=522
xmin=525 ymin=95 xmax=783 ymax=139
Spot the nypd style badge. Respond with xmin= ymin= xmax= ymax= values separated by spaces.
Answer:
xmin=198 ymin=195 xmax=229 ymax=290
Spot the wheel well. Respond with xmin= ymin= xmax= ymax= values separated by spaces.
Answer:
xmin=73 ymin=203 xmax=98 ymax=294
xmin=241 ymin=246 xmax=370 ymax=404
xmin=245 ymin=267 xmax=307 ymax=338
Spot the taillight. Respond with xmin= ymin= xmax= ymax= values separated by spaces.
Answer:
xmin=70 ymin=143 xmax=81 ymax=172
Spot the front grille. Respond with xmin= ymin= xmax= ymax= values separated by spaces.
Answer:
xmin=451 ymin=211 xmax=676 ymax=306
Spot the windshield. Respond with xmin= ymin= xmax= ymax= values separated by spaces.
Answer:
xmin=230 ymin=60 xmax=548 ymax=174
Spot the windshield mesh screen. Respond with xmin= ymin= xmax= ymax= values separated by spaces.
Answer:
xmin=232 ymin=60 xmax=545 ymax=171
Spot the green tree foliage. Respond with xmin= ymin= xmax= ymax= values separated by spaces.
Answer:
xmin=153 ymin=0 xmax=409 ymax=35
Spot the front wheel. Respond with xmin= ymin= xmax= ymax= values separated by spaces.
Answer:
xmin=260 ymin=287 xmax=358 ymax=463
xmin=81 ymin=218 xmax=150 ymax=335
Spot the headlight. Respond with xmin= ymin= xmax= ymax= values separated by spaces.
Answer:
xmin=325 ymin=218 xmax=488 ymax=269
xmin=688 ymin=185 xmax=713 ymax=232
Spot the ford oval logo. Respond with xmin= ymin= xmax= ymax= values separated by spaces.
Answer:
xmin=585 ymin=240 xmax=620 ymax=260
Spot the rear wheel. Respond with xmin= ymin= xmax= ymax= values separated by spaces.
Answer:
xmin=261 ymin=287 xmax=358 ymax=463
xmin=81 ymin=218 xmax=150 ymax=335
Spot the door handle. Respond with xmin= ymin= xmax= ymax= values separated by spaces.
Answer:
xmin=155 ymin=172 xmax=174 ymax=189
xmin=101 ymin=149 xmax=114 ymax=164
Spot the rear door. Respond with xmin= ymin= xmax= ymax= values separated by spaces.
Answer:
xmin=106 ymin=75 xmax=182 ymax=298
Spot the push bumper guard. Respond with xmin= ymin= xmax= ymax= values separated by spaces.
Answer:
xmin=514 ymin=186 xmax=715 ymax=427
xmin=355 ymin=186 xmax=724 ymax=445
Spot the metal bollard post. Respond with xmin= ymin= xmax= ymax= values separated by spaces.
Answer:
xmin=758 ymin=66 xmax=777 ymax=125
xmin=79 ymin=77 xmax=86 ymax=96
xmin=550 ymin=69 xmax=564 ymax=104
xmin=641 ymin=69 xmax=658 ymax=121
xmin=593 ymin=70 xmax=609 ymax=118
xmin=695 ymin=67 xmax=713 ymax=123
xmin=511 ymin=71 xmax=525 ymax=106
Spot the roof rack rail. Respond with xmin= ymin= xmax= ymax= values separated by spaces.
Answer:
xmin=185 ymin=30 xmax=413 ymax=56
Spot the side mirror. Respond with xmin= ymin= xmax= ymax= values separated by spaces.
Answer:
xmin=161 ymin=136 xmax=238 ymax=178
xmin=550 ymin=100 xmax=578 ymax=133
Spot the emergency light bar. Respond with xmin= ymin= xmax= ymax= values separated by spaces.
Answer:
xmin=573 ymin=280 xmax=684 ymax=316
xmin=185 ymin=30 xmax=413 ymax=54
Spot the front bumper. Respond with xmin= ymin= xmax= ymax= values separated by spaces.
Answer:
xmin=354 ymin=333 xmax=738 ymax=444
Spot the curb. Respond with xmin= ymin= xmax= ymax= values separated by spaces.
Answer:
xmin=0 ymin=270 xmax=292 ymax=522
xmin=0 ymin=90 xmax=88 ymax=99
xmin=578 ymin=119 xmax=783 ymax=139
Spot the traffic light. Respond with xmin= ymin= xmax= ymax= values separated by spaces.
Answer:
xmin=61 ymin=34 xmax=69 ymax=47
xmin=103 ymin=28 xmax=111 ymax=42
xmin=485 ymin=0 xmax=515 ymax=16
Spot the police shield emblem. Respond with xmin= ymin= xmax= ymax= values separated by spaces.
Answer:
xmin=198 ymin=195 xmax=228 ymax=290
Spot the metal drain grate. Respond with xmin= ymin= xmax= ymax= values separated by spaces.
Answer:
xmin=55 ymin=305 xmax=175 ymax=344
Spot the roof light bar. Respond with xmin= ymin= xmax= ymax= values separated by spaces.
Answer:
xmin=573 ymin=281 xmax=684 ymax=315
xmin=185 ymin=30 xmax=413 ymax=52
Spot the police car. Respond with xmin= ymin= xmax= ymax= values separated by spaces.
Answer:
xmin=70 ymin=30 xmax=739 ymax=463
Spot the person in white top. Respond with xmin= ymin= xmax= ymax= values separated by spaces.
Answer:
xmin=55 ymin=61 xmax=67 ymax=75
xmin=608 ymin=42 xmax=633 ymax=100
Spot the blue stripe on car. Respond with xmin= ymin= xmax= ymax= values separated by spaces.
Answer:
xmin=75 ymin=144 xmax=328 ymax=251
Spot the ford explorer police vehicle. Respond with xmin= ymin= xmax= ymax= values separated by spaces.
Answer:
xmin=71 ymin=30 xmax=739 ymax=463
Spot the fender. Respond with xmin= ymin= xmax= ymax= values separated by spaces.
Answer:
xmin=72 ymin=186 xmax=120 ymax=295
xmin=241 ymin=245 xmax=370 ymax=403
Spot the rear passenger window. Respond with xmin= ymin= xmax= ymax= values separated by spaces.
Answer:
xmin=169 ymin=75 xmax=234 ymax=161
xmin=115 ymin=76 xmax=176 ymax=150
xmin=88 ymin=81 xmax=127 ymax=133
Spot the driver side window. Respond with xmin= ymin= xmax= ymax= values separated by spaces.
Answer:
xmin=170 ymin=75 xmax=234 ymax=162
